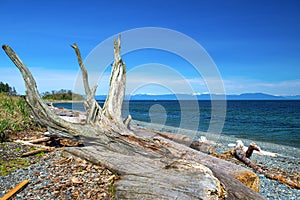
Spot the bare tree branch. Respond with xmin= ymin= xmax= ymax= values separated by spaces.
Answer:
xmin=103 ymin=35 xmax=126 ymax=125
xmin=71 ymin=43 xmax=105 ymax=125
xmin=71 ymin=43 xmax=92 ymax=98
xmin=2 ymin=45 xmax=82 ymax=139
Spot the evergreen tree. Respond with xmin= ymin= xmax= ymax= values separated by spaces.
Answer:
xmin=0 ymin=82 xmax=17 ymax=95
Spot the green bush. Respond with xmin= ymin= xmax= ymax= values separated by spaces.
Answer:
xmin=0 ymin=93 xmax=36 ymax=142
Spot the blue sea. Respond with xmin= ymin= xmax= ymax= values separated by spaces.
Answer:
xmin=53 ymin=100 xmax=300 ymax=148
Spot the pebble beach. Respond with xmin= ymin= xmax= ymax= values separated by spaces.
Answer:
xmin=0 ymin=143 xmax=116 ymax=200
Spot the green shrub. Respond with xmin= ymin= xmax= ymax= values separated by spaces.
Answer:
xmin=0 ymin=93 xmax=36 ymax=142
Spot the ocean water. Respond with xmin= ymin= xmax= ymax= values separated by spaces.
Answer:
xmin=53 ymin=100 xmax=300 ymax=148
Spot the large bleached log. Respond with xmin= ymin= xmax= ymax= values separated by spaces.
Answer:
xmin=2 ymin=39 xmax=266 ymax=199
xmin=139 ymin=128 xmax=262 ymax=193
xmin=66 ymin=145 xmax=225 ymax=199
xmin=132 ymin=127 xmax=262 ymax=194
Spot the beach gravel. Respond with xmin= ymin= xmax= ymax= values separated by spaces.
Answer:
xmin=0 ymin=145 xmax=116 ymax=200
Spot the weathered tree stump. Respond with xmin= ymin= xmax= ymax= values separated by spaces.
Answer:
xmin=2 ymin=37 xmax=266 ymax=199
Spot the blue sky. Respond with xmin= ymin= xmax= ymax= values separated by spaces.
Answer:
xmin=0 ymin=0 xmax=300 ymax=96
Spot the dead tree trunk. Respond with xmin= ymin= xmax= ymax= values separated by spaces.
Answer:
xmin=2 ymin=38 xmax=266 ymax=199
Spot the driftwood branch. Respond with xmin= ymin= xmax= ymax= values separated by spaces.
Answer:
xmin=2 ymin=45 xmax=88 ymax=140
xmin=153 ymin=130 xmax=215 ymax=153
xmin=71 ymin=43 xmax=103 ymax=125
xmin=15 ymin=140 xmax=55 ymax=151
xmin=1 ymin=180 xmax=29 ymax=200
xmin=2 ymin=39 xmax=267 ymax=199
xmin=123 ymin=114 xmax=132 ymax=128
xmin=245 ymin=142 xmax=260 ymax=158
xmin=233 ymin=140 xmax=300 ymax=189
xmin=71 ymin=43 xmax=93 ymax=101
xmin=70 ymin=40 xmax=130 ymax=135
xmin=234 ymin=141 xmax=264 ymax=174
xmin=27 ymin=137 xmax=51 ymax=144
xmin=103 ymin=35 xmax=127 ymax=126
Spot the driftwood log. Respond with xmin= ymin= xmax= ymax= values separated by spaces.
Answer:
xmin=233 ymin=141 xmax=300 ymax=189
xmin=2 ymin=37 xmax=266 ymax=199
xmin=1 ymin=180 xmax=29 ymax=200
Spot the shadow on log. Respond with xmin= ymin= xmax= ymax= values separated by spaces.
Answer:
xmin=2 ymin=37 xmax=266 ymax=199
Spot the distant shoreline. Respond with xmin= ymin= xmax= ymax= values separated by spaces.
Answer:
xmin=95 ymin=93 xmax=300 ymax=101
xmin=44 ymin=100 xmax=84 ymax=103
xmin=43 ymin=98 xmax=300 ymax=102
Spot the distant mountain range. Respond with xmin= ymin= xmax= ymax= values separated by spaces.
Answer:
xmin=95 ymin=93 xmax=300 ymax=101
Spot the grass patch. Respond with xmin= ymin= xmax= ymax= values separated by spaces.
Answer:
xmin=0 ymin=93 xmax=37 ymax=142
xmin=0 ymin=93 xmax=45 ymax=175
xmin=0 ymin=158 xmax=30 ymax=176
xmin=110 ymin=182 xmax=115 ymax=199
xmin=0 ymin=142 xmax=39 ymax=176
xmin=35 ymin=151 xmax=45 ymax=157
